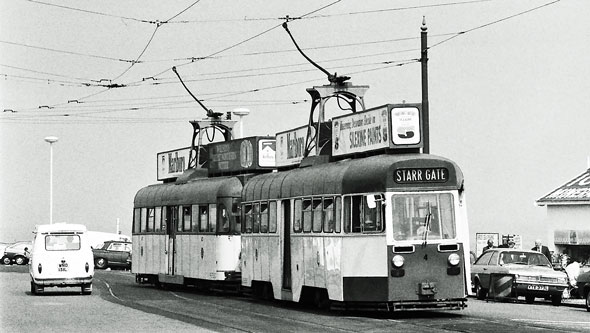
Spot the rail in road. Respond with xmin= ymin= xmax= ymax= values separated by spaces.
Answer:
xmin=1 ymin=265 xmax=588 ymax=332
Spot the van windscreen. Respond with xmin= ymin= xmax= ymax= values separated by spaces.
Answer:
xmin=45 ymin=235 xmax=81 ymax=251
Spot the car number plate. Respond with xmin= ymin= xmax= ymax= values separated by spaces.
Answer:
xmin=527 ymin=285 xmax=548 ymax=291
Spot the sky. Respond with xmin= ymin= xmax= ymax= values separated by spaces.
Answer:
xmin=1 ymin=0 xmax=589 ymax=252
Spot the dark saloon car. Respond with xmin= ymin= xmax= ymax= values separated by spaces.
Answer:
xmin=576 ymin=269 xmax=590 ymax=312
xmin=92 ymin=241 xmax=132 ymax=269
xmin=471 ymin=248 xmax=568 ymax=305
xmin=1 ymin=241 xmax=32 ymax=265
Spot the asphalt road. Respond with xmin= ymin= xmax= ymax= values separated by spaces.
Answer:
xmin=1 ymin=265 xmax=588 ymax=332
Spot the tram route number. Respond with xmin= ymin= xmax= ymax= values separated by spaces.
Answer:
xmin=394 ymin=167 xmax=449 ymax=184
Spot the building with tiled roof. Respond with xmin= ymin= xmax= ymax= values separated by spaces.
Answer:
xmin=536 ymin=168 xmax=590 ymax=264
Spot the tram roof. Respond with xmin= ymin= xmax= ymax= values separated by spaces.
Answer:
xmin=242 ymin=153 xmax=464 ymax=201
xmin=134 ymin=176 xmax=243 ymax=207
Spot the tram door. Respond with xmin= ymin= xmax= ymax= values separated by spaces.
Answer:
xmin=165 ymin=206 xmax=178 ymax=275
xmin=282 ymin=200 xmax=292 ymax=290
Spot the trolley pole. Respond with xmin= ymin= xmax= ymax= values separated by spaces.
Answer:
xmin=420 ymin=17 xmax=430 ymax=154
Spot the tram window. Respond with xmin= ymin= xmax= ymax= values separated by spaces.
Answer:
xmin=133 ymin=208 xmax=141 ymax=234
xmin=293 ymin=199 xmax=302 ymax=233
xmin=335 ymin=197 xmax=342 ymax=233
xmin=199 ymin=206 xmax=208 ymax=232
xmin=182 ymin=206 xmax=191 ymax=232
xmin=162 ymin=207 xmax=168 ymax=231
xmin=391 ymin=193 xmax=456 ymax=241
xmin=343 ymin=196 xmax=351 ymax=233
xmin=260 ymin=202 xmax=269 ymax=233
xmin=243 ymin=204 xmax=253 ymax=233
xmin=191 ymin=205 xmax=200 ymax=232
xmin=146 ymin=208 xmax=154 ymax=232
xmin=155 ymin=207 xmax=162 ymax=232
xmin=233 ymin=199 xmax=241 ymax=234
xmin=302 ymin=199 xmax=312 ymax=233
xmin=252 ymin=203 xmax=260 ymax=233
xmin=323 ymin=198 xmax=335 ymax=233
xmin=176 ymin=206 xmax=183 ymax=232
xmin=209 ymin=204 xmax=217 ymax=233
xmin=363 ymin=194 xmax=384 ymax=233
xmin=269 ymin=201 xmax=277 ymax=233
xmin=351 ymin=196 xmax=362 ymax=233
xmin=140 ymin=208 xmax=148 ymax=233
xmin=218 ymin=204 xmax=230 ymax=233
xmin=312 ymin=198 xmax=322 ymax=233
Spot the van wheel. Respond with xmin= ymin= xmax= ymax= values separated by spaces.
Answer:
xmin=81 ymin=283 xmax=92 ymax=295
xmin=31 ymin=281 xmax=43 ymax=295
xmin=15 ymin=256 xmax=26 ymax=265
xmin=551 ymin=293 xmax=562 ymax=306
xmin=525 ymin=295 xmax=535 ymax=304
xmin=2 ymin=256 xmax=11 ymax=265
xmin=585 ymin=290 xmax=590 ymax=312
xmin=95 ymin=258 xmax=108 ymax=269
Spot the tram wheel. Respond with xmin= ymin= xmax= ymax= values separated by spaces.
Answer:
xmin=314 ymin=289 xmax=331 ymax=309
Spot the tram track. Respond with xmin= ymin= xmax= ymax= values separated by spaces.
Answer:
xmin=94 ymin=274 xmax=361 ymax=332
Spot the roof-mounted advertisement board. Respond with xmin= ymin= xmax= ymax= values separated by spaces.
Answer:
xmin=332 ymin=103 xmax=422 ymax=157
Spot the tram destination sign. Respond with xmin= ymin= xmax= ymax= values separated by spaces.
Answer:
xmin=394 ymin=167 xmax=449 ymax=184
xmin=332 ymin=103 xmax=422 ymax=157
xmin=208 ymin=136 xmax=275 ymax=175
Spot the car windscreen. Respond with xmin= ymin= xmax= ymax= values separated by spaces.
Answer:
xmin=500 ymin=252 xmax=551 ymax=266
xmin=45 ymin=235 xmax=81 ymax=251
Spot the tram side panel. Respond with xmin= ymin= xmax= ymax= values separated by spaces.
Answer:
xmin=341 ymin=235 xmax=389 ymax=302
xmin=324 ymin=236 xmax=343 ymax=301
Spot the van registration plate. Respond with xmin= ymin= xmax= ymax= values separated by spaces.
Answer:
xmin=58 ymin=260 xmax=69 ymax=272
xmin=527 ymin=285 xmax=548 ymax=291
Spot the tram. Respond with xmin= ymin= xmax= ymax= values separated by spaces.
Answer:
xmin=132 ymin=118 xmax=275 ymax=289
xmin=241 ymin=135 xmax=469 ymax=311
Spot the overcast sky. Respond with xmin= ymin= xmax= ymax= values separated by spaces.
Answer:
xmin=1 ymin=0 xmax=589 ymax=251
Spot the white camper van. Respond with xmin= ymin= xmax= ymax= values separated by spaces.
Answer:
xmin=29 ymin=223 xmax=94 ymax=295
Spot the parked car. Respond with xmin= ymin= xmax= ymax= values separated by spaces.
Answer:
xmin=1 ymin=241 xmax=32 ymax=265
xmin=92 ymin=240 xmax=132 ymax=269
xmin=577 ymin=269 xmax=590 ymax=312
xmin=471 ymin=248 xmax=568 ymax=305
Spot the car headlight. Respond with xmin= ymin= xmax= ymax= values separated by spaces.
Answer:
xmin=448 ymin=253 xmax=460 ymax=266
xmin=392 ymin=255 xmax=405 ymax=268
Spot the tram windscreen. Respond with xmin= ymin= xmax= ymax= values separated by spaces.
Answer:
xmin=391 ymin=193 xmax=456 ymax=241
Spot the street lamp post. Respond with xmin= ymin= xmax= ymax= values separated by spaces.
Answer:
xmin=44 ymin=136 xmax=58 ymax=224
xmin=232 ymin=108 xmax=250 ymax=139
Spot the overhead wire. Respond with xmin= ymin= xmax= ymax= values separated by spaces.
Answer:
xmin=2 ymin=0 xmax=562 ymax=122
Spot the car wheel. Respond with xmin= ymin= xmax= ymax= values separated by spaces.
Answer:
xmin=551 ymin=293 xmax=562 ymax=306
xmin=2 ymin=256 xmax=11 ymax=265
xmin=475 ymin=282 xmax=487 ymax=300
xmin=14 ymin=256 xmax=26 ymax=265
xmin=95 ymin=258 xmax=108 ymax=269
xmin=525 ymin=295 xmax=535 ymax=304
xmin=585 ymin=290 xmax=590 ymax=312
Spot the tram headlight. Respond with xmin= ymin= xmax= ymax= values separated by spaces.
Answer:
xmin=392 ymin=255 xmax=405 ymax=268
xmin=447 ymin=253 xmax=460 ymax=266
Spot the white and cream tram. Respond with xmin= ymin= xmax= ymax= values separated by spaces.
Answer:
xmin=133 ymin=136 xmax=275 ymax=289
xmin=240 ymin=100 xmax=470 ymax=310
